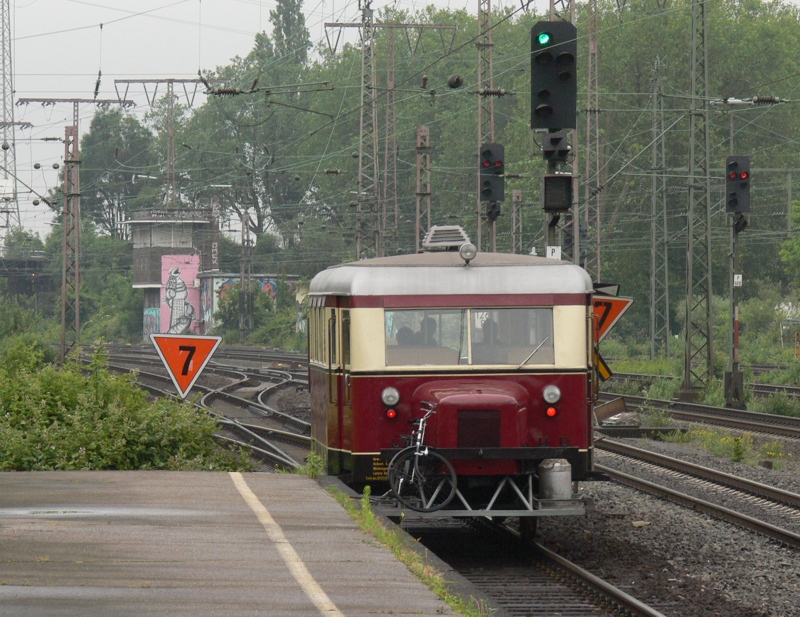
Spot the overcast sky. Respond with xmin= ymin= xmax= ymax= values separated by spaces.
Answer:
xmin=10 ymin=0 xmax=551 ymax=237
xmin=6 ymin=0 xmax=780 ymax=238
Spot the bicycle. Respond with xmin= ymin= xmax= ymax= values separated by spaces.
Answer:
xmin=386 ymin=401 xmax=457 ymax=512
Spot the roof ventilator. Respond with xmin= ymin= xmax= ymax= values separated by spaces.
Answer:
xmin=421 ymin=225 xmax=472 ymax=252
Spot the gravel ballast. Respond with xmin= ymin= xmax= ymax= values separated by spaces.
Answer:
xmin=537 ymin=432 xmax=800 ymax=617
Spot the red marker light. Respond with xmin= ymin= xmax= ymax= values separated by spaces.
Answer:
xmin=546 ymin=406 xmax=557 ymax=417
xmin=386 ymin=409 xmax=397 ymax=419
xmin=728 ymin=172 xmax=737 ymax=180
xmin=495 ymin=160 xmax=503 ymax=167
xmin=740 ymin=171 xmax=749 ymax=180
xmin=482 ymin=160 xmax=491 ymax=167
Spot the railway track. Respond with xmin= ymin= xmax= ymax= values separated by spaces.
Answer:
xmin=599 ymin=391 xmax=800 ymax=439
xmin=397 ymin=518 xmax=670 ymax=617
xmin=97 ymin=346 xmax=312 ymax=470
xmin=596 ymin=439 xmax=800 ymax=549
xmin=613 ymin=371 xmax=800 ymax=400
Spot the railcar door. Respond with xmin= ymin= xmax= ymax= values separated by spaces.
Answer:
xmin=338 ymin=309 xmax=353 ymax=473
xmin=326 ymin=307 xmax=342 ymax=474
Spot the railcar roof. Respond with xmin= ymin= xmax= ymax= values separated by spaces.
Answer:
xmin=309 ymin=251 xmax=593 ymax=296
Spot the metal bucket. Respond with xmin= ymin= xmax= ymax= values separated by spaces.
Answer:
xmin=538 ymin=458 xmax=572 ymax=501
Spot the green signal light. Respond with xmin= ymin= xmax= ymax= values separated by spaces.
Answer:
xmin=537 ymin=32 xmax=552 ymax=46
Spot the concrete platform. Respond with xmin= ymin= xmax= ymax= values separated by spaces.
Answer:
xmin=0 ymin=472 xmax=454 ymax=616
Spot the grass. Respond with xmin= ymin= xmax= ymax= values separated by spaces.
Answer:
xmin=328 ymin=485 xmax=495 ymax=617
xmin=662 ymin=428 xmax=793 ymax=467
xmin=638 ymin=406 xmax=672 ymax=427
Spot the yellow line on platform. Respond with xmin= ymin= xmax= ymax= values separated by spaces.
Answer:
xmin=229 ymin=472 xmax=344 ymax=616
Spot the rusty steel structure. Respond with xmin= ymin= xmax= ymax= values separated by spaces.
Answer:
xmin=61 ymin=126 xmax=80 ymax=362
xmin=511 ymin=189 xmax=523 ymax=254
xmin=681 ymin=0 xmax=713 ymax=395
xmin=325 ymin=17 xmax=454 ymax=257
xmin=16 ymin=98 xmax=133 ymax=361
xmin=0 ymin=0 xmax=27 ymax=243
xmin=415 ymin=126 xmax=431 ymax=253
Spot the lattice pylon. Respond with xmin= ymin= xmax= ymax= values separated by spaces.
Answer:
xmin=0 ymin=0 xmax=19 ymax=241
xmin=357 ymin=1 xmax=382 ymax=258
xmin=382 ymin=28 xmax=398 ymax=255
xmin=415 ymin=126 xmax=431 ymax=253
xmin=61 ymin=126 xmax=81 ymax=362
xmin=511 ymin=190 xmax=523 ymax=254
xmin=682 ymin=0 xmax=712 ymax=392
xmin=650 ymin=63 xmax=670 ymax=359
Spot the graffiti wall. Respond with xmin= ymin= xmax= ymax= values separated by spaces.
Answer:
xmin=160 ymin=255 xmax=201 ymax=334
xmin=200 ymin=275 xmax=278 ymax=332
xmin=143 ymin=308 xmax=160 ymax=336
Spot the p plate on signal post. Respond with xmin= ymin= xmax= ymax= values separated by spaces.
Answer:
xmin=150 ymin=334 xmax=222 ymax=399
xmin=546 ymin=246 xmax=562 ymax=260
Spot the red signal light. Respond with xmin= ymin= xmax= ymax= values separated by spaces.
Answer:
xmin=546 ymin=406 xmax=557 ymax=417
xmin=482 ymin=160 xmax=491 ymax=167
xmin=728 ymin=172 xmax=737 ymax=180
xmin=494 ymin=160 xmax=503 ymax=167
xmin=386 ymin=409 xmax=397 ymax=419
xmin=740 ymin=171 xmax=748 ymax=180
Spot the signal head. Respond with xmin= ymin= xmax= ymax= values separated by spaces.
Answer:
xmin=531 ymin=21 xmax=577 ymax=129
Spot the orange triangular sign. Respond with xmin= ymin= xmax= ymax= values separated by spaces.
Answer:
xmin=593 ymin=297 xmax=633 ymax=343
xmin=150 ymin=334 xmax=222 ymax=399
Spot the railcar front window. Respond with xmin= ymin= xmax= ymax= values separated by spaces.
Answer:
xmin=471 ymin=308 xmax=554 ymax=365
xmin=385 ymin=310 xmax=467 ymax=366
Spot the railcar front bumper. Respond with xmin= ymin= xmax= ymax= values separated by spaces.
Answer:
xmin=374 ymin=447 xmax=595 ymax=519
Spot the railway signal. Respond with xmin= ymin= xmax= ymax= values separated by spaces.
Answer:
xmin=725 ymin=155 xmax=750 ymax=213
xmin=543 ymin=174 xmax=573 ymax=212
xmin=150 ymin=334 xmax=222 ymax=399
xmin=542 ymin=130 xmax=571 ymax=162
xmin=531 ymin=21 xmax=578 ymax=130
xmin=479 ymin=143 xmax=505 ymax=202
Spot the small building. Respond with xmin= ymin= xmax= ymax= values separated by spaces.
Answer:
xmin=126 ymin=209 xmax=218 ymax=337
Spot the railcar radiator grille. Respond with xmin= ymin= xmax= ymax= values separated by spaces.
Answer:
xmin=458 ymin=409 xmax=501 ymax=447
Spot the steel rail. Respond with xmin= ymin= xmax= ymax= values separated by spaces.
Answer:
xmin=599 ymin=392 xmax=800 ymax=439
xmin=532 ymin=541 xmax=669 ymax=617
xmin=596 ymin=439 xmax=800 ymax=508
xmin=595 ymin=464 xmax=800 ymax=549
xmin=612 ymin=372 xmax=800 ymax=399
xmin=102 ymin=355 xmax=309 ymax=468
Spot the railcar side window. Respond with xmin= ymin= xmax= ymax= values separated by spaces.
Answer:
xmin=385 ymin=310 xmax=466 ymax=366
xmin=471 ymin=308 xmax=554 ymax=365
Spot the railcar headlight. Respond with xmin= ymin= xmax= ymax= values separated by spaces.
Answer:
xmin=381 ymin=387 xmax=400 ymax=406
xmin=459 ymin=242 xmax=477 ymax=264
xmin=543 ymin=385 xmax=561 ymax=404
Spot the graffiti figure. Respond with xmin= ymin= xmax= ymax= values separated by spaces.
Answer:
xmin=165 ymin=267 xmax=195 ymax=334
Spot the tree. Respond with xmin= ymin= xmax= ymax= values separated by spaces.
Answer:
xmin=270 ymin=0 xmax=311 ymax=68
xmin=2 ymin=227 xmax=44 ymax=258
xmin=79 ymin=109 xmax=157 ymax=238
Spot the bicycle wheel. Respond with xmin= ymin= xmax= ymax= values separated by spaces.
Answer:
xmin=387 ymin=448 xmax=457 ymax=512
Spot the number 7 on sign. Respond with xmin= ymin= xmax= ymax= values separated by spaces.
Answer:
xmin=179 ymin=345 xmax=196 ymax=376
xmin=150 ymin=334 xmax=222 ymax=399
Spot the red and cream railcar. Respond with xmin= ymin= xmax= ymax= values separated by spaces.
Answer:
xmin=308 ymin=242 xmax=598 ymax=516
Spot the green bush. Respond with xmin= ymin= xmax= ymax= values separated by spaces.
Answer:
xmin=0 ymin=349 xmax=252 ymax=471
xmin=752 ymin=392 xmax=800 ymax=418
